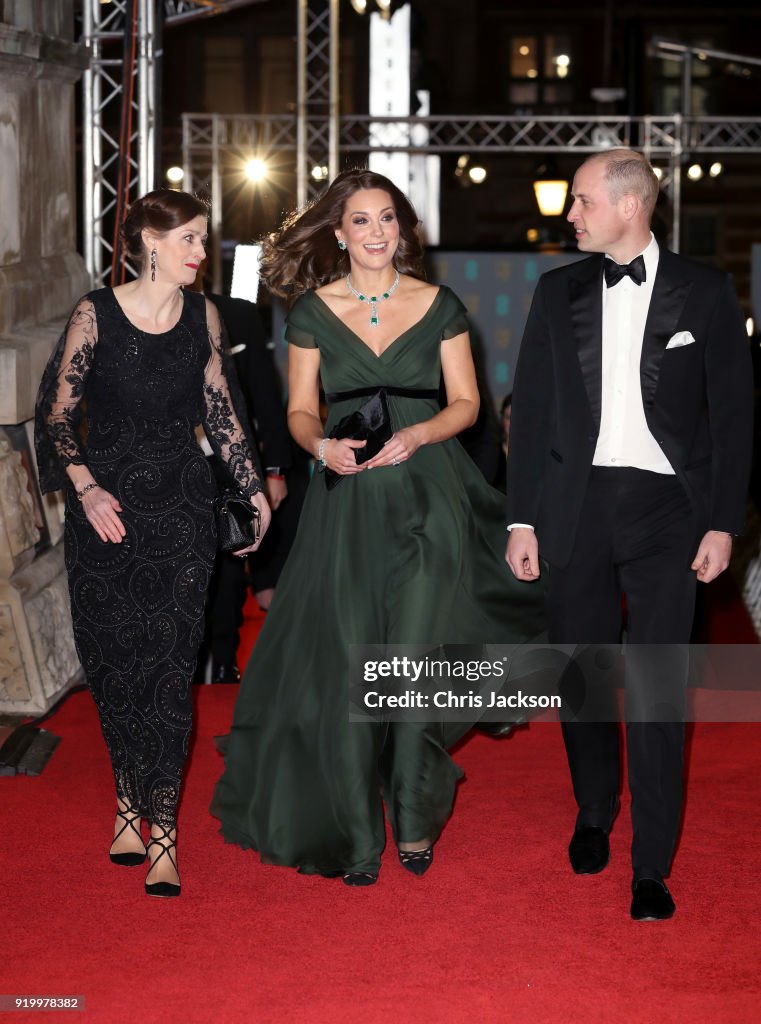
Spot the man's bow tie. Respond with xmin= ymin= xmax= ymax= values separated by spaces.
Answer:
xmin=604 ymin=254 xmax=646 ymax=288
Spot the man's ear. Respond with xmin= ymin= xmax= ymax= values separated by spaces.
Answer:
xmin=620 ymin=193 xmax=639 ymax=222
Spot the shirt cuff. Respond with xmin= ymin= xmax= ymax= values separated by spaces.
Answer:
xmin=507 ymin=523 xmax=535 ymax=531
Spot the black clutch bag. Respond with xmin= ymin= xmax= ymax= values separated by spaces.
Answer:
xmin=323 ymin=388 xmax=393 ymax=490
xmin=214 ymin=489 xmax=261 ymax=552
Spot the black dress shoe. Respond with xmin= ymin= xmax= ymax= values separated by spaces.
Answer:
xmin=475 ymin=722 xmax=517 ymax=739
xmin=568 ymin=826 xmax=610 ymax=874
xmin=630 ymin=879 xmax=675 ymax=921
xmin=211 ymin=662 xmax=241 ymax=684
xmin=342 ymin=872 xmax=377 ymax=887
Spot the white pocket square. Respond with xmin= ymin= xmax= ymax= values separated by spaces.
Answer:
xmin=666 ymin=330 xmax=696 ymax=349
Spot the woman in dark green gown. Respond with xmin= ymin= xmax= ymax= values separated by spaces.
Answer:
xmin=211 ymin=170 xmax=544 ymax=884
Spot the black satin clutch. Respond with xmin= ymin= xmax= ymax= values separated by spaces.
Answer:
xmin=323 ymin=388 xmax=393 ymax=490
xmin=214 ymin=489 xmax=261 ymax=552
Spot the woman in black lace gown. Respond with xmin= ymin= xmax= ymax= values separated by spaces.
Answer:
xmin=35 ymin=190 xmax=270 ymax=897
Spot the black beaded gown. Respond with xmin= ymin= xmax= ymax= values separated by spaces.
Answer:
xmin=35 ymin=287 xmax=261 ymax=829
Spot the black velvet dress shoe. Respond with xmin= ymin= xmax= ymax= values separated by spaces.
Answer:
xmin=342 ymin=872 xmax=377 ymax=887
xmin=211 ymin=662 xmax=241 ymax=684
xmin=475 ymin=722 xmax=517 ymax=739
xmin=568 ymin=826 xmax=610 ymax=874
xmin=630 ymin=879 xmax=675 ymax=921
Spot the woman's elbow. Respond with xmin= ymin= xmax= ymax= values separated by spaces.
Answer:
xmin=459 ymin=395 xmax=480 ymax=429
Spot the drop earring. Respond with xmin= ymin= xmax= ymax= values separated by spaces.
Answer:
xmin=150 ymin=249 xmax=157 ymax=282
xmin=337 ymin=240 xmax=347 ymax=251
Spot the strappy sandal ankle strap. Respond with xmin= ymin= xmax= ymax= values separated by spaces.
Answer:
xmin=109 ymin=808 xmax=146 ymax=867
xmin=145 ymin=824 xmax=180 ymax=898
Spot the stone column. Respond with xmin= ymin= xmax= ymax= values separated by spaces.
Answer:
xmin=0 ymin=0 xmax=90 ymax=715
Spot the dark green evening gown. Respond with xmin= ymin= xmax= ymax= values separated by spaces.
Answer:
xmin=211 ymin=286 xmax=545 ymax=876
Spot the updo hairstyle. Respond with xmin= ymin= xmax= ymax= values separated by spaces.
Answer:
xmin=120 ymin=189 xmax=209 ymax=270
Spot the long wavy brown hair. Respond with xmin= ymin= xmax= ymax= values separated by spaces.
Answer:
xmin=260 ymin=169 xmax=426 ymax=300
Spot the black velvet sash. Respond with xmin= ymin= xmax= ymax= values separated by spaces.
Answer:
xmin=326 ymin=386 xmax=438 ymax=405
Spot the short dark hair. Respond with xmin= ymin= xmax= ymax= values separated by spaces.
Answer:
xmin=120 ymin=189 xmax=209 ymax=269
xmin=260 ymin=168 xmax=426 ymax=299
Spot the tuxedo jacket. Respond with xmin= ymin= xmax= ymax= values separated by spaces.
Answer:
xmin=505 ymin=249 xmax=754 ymax=569
xmin=208 ymin=294 xmax=292 ymax=471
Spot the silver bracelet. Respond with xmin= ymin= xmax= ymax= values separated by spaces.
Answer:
xmin=76 ymin=482 xmax=99 ymax=501
xmin=317 ymin=438 xmax=329 ymax=469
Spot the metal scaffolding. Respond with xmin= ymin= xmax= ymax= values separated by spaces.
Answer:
xmin=84 ymin=2 xmax=761 ymax=284
xmin=80 ymin=0 xmax=269 ymax=287
xmin=296 ymin=0 xmax=340 ymax=206
xmin=81 ymin=0 xmax=157 ymax=287
xmin=183 ymin=111 xmax=761 ymax=254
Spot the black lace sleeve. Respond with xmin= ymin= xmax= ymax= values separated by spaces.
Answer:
xmin=201 ymin=298 xmax=264 ymax=497
xmin=34 ymin=297 xmax=98 ymax=494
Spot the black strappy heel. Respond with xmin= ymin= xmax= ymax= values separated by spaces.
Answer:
xmin=109 ymin=808 xmax=147 ymax=867
xmin=144 ymin=825 xmax=181 ymax=898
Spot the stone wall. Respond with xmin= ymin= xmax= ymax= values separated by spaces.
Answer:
xmin=0 ymin=0 xmax=90 ymax=715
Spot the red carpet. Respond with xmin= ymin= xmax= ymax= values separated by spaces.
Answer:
xmin=4 ymin=683 xmax=761 ymax=1024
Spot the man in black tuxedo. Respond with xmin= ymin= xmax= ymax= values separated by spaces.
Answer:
xmin=505 ymin=149 xmax=753 ymax=920
xmin=203 ymin=293 xmax=306 ymax=683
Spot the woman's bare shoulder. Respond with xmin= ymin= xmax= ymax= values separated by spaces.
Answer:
xmin=400 ymin=276 xmax=439 ymax=299
xmin=314 ymin=279 xmax=347 ymax=300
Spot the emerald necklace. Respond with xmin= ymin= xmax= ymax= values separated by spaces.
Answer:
xmin=346 ymin=270 xmax=400 ymax=327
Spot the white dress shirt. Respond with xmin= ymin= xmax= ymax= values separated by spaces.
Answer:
xmin=508 ymin=233 xmax=674 ymax=532
xmin=594 ymin=233 xmax=674 ymax=474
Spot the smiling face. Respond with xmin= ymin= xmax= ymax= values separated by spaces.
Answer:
xmin=566 ymin=158 xmax=628 ymax=256
xmin=143 ymin=214 xmax=208 ymax=287
xmin=335 ymin=189 xmax=399 ymax=274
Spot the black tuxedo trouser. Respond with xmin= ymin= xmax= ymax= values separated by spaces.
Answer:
xmin=547 ymin=467 xmax=697 ymax=880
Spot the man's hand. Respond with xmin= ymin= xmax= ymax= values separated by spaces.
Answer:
xmin=265 ymin=475 xmax=288 ymax=511
xmin=691 ymin=530 xmax=733 ymax=583
xmin=505 ymin=527 xmax=541 ymax=581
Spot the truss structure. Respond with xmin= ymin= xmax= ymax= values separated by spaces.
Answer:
xmin=296 ymin=0 xmax=340 ymax=206
xmin=80 ymin=0 xmax=269 ymax=287
xmin=84 ymin=1 xmax=761 ymax=285
xmin=183 ymin=111 xmax=761 ymax=253
xmin=81 ymin=0 xmax=157 ymax=287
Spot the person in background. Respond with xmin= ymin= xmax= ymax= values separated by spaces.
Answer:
xmin=492 ymin=392 xmax=512 ymax=493
xmin=193 ymin=271 xmax=307 ymax=683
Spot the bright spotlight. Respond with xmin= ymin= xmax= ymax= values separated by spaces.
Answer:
xmin=350 ymin=0 xmax=367 ymax=12
xmin=166 ymin=166 xmax=184 ymax=184
xmin=653 ymin=167 xmax=664 ymax=181
xmin=747 ymin=318 xmax=755 ymax=337
xmin=468 ymin=165 xmax=487 ymax=185
xmin=245 ymin=157 xmax=268 ymax=183
xmin=687 ymin=163 xmax=703 ymax=181
xmin=709 ymin=161 xmax=723 ymax=178
xmin=556 ymin=54 xmax=570 ymax=68
xmin=527 ymin=68 xmax=538 ymax=79
xmin=311 ymin=164 xmax=329 ymax=181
